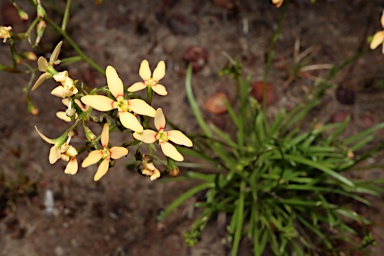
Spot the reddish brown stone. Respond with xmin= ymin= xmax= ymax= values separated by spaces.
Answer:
xmin=167 ymin=14 xmax=200 ymax=36
xmin=359 ymin=114 xmax=375 ymax=129
xmin=250 ymin=81 xmax=277 ymax=106
xmin=329 ymin=111 xmax=351 ymax=123
xmin=204 ymin=92 xmax=230 ymax=115
xmin=182 ymin=45 xmax=209 ymax=72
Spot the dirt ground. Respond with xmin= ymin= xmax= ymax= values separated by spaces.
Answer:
xmin=1 ymin=0 xmax=384 ymax=255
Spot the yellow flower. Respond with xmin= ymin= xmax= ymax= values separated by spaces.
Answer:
xmin=128 ymin=60 xmax=168 ymax=96
xmin=82 ymin=123 xmax=128 ymax=181
xmin=35 ymin=126 xmax=78 ymax=175
xmin=0 ymin=26 xmax=12 ymax=43
xmin=51 ymin=71 xmax=78 ymax=98
xmin=370 ymin=11 xmax=384 ymax=53
xmin=32 ymin=41 xmax=63 ymax=90
xmin=133 ymin=108 xmax=193 ymax=161
xmin=141 ymin=155 xmax=161 ymax=181
xmin=59 ymin=143 xmax=79 ymax=175
xmin=272 ymin=0 xmax=284 ymax=8
xmin=35 ymin=126 xmax=67 ymax=164
xmin=81 ymin=66 xmax=156 ymax=132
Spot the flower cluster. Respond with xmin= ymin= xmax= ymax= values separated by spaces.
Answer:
xmin=32 ymin=42 xmax=193 ymax=181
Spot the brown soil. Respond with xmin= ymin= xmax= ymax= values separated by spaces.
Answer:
xmin=1 ymin=0 xmax=384 ymax=255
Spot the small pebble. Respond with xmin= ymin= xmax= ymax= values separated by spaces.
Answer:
xmin=167 ymin=14 xmax=200 ymax=36
xmin=204 ymin=92 xmax=230 ymax=115
xmin=54 ymin=246 xmax=64 ymax=256
xmin=182 ymin=45 xmax=209 ymax=72
xmin=329 ymin=111 xmax=351 ymax=123
xmin=250 ymin=81 xmax=277 ymax=106
xmin=335 ymin=86 xmax=355 ymax=105
xmin=359 ymin=114 xmax=375 ymax=129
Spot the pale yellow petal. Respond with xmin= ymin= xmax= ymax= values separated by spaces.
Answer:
xmin=133 ymin=130 xmax=157 ymax=143
xmin=94 ymin=158 xmax=109 ymax=181
xmin=67 ymin=145 xmax=78 ymax=157
xmin=129 ymin=99 xmax=156 ymax=117
xmin=153 ymin=61 xmax=166 ymax=81
xmin=74 ymin=99 xmax=85 ymax=110
xmin=31 ymin=72 xmax=49 ymax=91
xmin=127 ymin=82 xmax=147 ymax=92
xmin=82 ymin=150 xmax=102 ymax=167
xmin=63 ymin=77 xmax=76 ymax=90
xmin=49 ymin=146 xmax=61 ymax=164
xmin=81 ymin=95 xmax=115 ymax=111
xmin=35 ymin=126 xmax=54 ymax=144
xmin=381 ymin=11 xmax=384 ymax=28
xmin=50 ymin=41 xmax=63 ymax=63
xmin=139 ymin=60 xmax=151 ymax=81
xmin=37 ymin=56 xmax=48 ymax=71
xmin=53 ymin=71 xmax=68 ymax=82
xmin=101 ymin=123 xmax=109 ymax=147
xmin=56 ymin=111 xmax=71 ymax=122
xmin=152 ymin=84 xmax=167 ymax=96
xmin=370 ymin=31 xmax=384 ymax=50
xmin=51 ymin=86 xmax=64 ymax=98
xmin=106 ymin=66 xmax=124 ymax=99
xmin=64 ymin=157 xmax=78 ymax=175
xmin=150 ymin=169 xmax=161 ymax=181
xmin=62 ymin=98 xmax=70 ymax=107
xmin=272 ymin=0 xmax=283 ymax=7
xmin=119 ymin=112 xmax=143 ymax=132
xmin=110 ymin=146 xmax=128 ymax=159
xmin=168 ymin=130 xmax=193 ymax=147
xmin=154 ymin=108 xmax=166 ymax=131
xmin=160 ymin=142 xmax=184 ymax=161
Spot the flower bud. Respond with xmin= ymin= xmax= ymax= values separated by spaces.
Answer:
xmin=35 ymin=20 xmax=46 ymax=45
xmin=17 ymin=8 xmax=29 ymax=20
xmin=347 ymin=149 xmax=354 ymax=159
xmin=22 ymin=52 xmax=37 ymax=61
xmin=65 ymin=107 xmax=76 ymax=118
xmin=12 ymin=2 xmax=29 ymax=20
xmin=14 ymin=55 xmax=22 ymax=64
xmin=27 ymin=101 xmax=39 ymax=115
xmin=37 ymin=5 xmax=46 ymax=18
xmin=167 ymin=158 xmax=180 ymax=177
xmin=84 ymin=126 xmax=97 ymax=141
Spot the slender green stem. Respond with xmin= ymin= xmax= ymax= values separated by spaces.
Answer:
xmin=185 ymin=65 xmax=212 ymax=137
xmin=143 ymin=86 xmax=154 ymax=128
xmin=44 ymin=16 xmax=105 ymax=75
xmin=231 ymin=181 xmax=245 ymax=256
xmin=26 ymin=17 xmax=40 ymax=37
xmin=146 ymin=86 xmax=153 ymax=105
xmin=61 ymin=0 xmax=72 ymax=31
xmin=262 ymin=2 xmax=288 ymax=112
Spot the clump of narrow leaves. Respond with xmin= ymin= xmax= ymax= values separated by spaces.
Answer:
xmin=158 ymin=63 xmax=384 ymax=256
